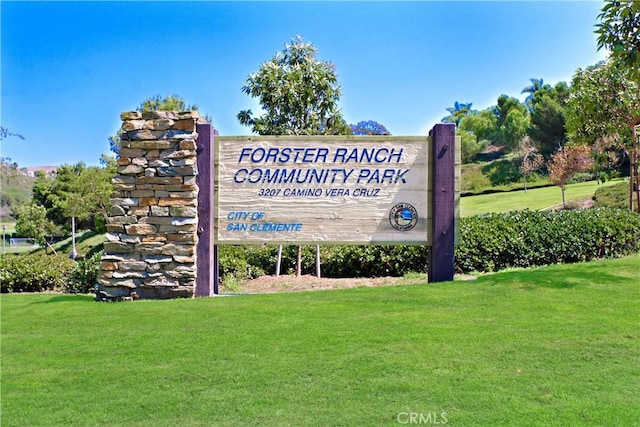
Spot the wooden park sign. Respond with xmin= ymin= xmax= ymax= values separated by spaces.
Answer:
xmin=195 ymin=123 xmax=459 ymax=296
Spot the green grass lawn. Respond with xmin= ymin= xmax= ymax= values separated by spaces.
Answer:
xmin=460 ymin=180 xmax=619 ymax=217
xmin=2 ymin=254 xmax=638 ymax=426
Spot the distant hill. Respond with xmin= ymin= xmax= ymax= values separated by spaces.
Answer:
xmin=0 ymin=163 xmax=38 ymax=219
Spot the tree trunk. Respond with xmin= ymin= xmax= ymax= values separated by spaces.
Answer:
xmin=633 ymin=124 xmax=639 ymax=213
xmin=275 ymin=245 xmax=282 ymax=277
xmin=296 ymin=245 xmax=302 ymax=278
xmin=561 ymin=185 xmax=566 ymax=209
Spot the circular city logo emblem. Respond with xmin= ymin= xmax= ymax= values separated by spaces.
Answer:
xmin=389 ymin=203 xmax=418 ymax=231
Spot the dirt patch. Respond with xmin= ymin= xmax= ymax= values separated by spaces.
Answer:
xmin=226 ymin=275 xmax=409 ymax=294
xmin=223 ymin=273 xmax=475 ymax=294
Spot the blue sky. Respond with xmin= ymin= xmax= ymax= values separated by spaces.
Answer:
xmin=2 ymin=1 xmax=607 ymax=168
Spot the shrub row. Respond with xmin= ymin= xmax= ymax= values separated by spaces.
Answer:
xmin=2 ymin=209 xmax=638 ymax=292
xmin=220 ymin=208 xmax=639 ymax=279
xmin=455 ymin=208 xmax=640 ymax=273
xmin=0 ymin=252 xmax=102 ymax=294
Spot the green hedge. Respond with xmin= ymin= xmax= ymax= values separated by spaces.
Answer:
xmin=0 ymin=254 xmax=77 ymax=293
xmin=0 ymin=251 xmax=103 ymax=294
xmin=455 ymin=208 xmax=640 ymax=273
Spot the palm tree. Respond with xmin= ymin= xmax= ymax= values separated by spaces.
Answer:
xmin=521 ymin=78 xmax=546 ymax=110
xmin=441 ymin=102 xmax=473 ymax=126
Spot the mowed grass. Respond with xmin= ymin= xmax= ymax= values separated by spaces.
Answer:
xmin=460 ymin=180 xmax=619 ymax=216
xmin=2 ymin=254 xmax=639 ymax=426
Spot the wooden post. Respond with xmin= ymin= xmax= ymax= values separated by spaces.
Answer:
xmin=428 ymin=123 xmax=455 ymax=282
xmin=196 ymin=123 xmax=218 ymax=296
xmin=315 ymin=245 xmax=321 ymax=278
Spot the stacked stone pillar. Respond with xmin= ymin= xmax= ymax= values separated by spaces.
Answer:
xmin=97 ymin=111 xmax=200 ymax=299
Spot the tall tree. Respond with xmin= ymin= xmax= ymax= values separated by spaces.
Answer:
xmin=349 ymin=120 xmax=390 ymax=135
xmin=595 ymin=0 xmax=640 ymax=75
xmin=14 ymin=203 xmax=59 ymax=253
xmin=492 ymin=95 xmax=530 ymax=151
xmin=527 ymin=82 xmax=571 ymax=158
xmin=238 ymin=35 xmax=350 ymax=136
xmin=566 ymin=58 xmax=640 ymax=212
xmin=238 ymin=35 xmax=351 ymax=277
xmin=459 ymin=109 xmax=497 ymax=144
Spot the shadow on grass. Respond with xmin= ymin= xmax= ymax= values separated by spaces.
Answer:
xmin=33 ymin=294 xmax=95 ymax=304
xmin=479 ymin=264 xmax=631 ymax=290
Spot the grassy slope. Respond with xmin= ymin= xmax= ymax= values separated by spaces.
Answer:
xmin=2 ymin=254 xmax=638 ymax=426
xmin=460 ymin=180 xmax=619 ymax=217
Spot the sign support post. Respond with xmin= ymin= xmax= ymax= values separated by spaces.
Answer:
xmin=196 ymin=123 xmax=219 ymax=296
xmin=428 ymin=123 xmax=456 ymax=282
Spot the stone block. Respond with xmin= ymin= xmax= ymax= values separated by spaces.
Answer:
xmin=173 ymin=119 xmax=196 ymax=131
xmin=171 ymin=217 xmax=197 ymax=226
xmin=146 ymin=255 xmax=174 ymax=264
xmin=141 ymin=111 xmax=179 ymax=120
xmin=101 ymin=253 xmax=141 ymax=262
xmin=121 ymin=120 xmax=145 ymax=132
xmin=119 ymin=261 xmax=148 ymax=271
xmin=159 ymin=149 xmax=197 ymax=160
xmin=139 ymin=197 xmax=158 ymax=207
xmin=145 ymin=149 xmax=160 ymax=159
xmin=169 ymin=158 xmax=197 ymax=166
xmin=100 ymin=261 xmax=117 ymax=271
xmin=141 ymin=235 xmax=168 ymax=243
xmin=161 ymin=243 xmax=194 ymax=256
xmin=169 ymin=206 xmax=197 ymax=217
xmin=159 ymin=224 xmax=197 ymax=233
xmin=112 ymin=176 xmax=136 ymax=185
xmin=135 ymin=242 xmax=164 ymax=255
xmin=167 ymin=233 xmax=197 ymax=243
xmin=173 ymin=255 xmax=195 ymax=264
xmin=105 ymin=224 xmax=125 ymax=233
xmin=130 ymin=190 xmax=155 ymax=198
xmin=105 ymin=233 xmax=121 ymax=242
xmin=168 ymin=191 xmax=198 ymax=199
xmin=128 ymin=206 xmax=150 ymax=217
xmin=110 ymin=205 xmax=126 ymax=216
xmin=121 ymin=111 xmax=142 ymax=120
xmin=150 ymin=206 xmax=170 ymax=216
xmin=125 ymin=224 xmax=157 ymax=235
xmin=158 ymin=198 xmax=197 ymax=207
xmin=107 ymin=216 xmax=137 ymax=225
xmin=167 ymin=267 xmax=196 ymax=279
xmin=119 ymin=148 xmax=146 ymax=158
xmin=147 ymin=119 xmax=175 ymax=131
xmin=138 ymin=177 xmax=183 ymax=185
xmin=118 ymin=165 xmax=144 ymax=175
xmin=148 ymin=159 xmax=170 ymax=168
xmin=113 ymin=183 xmax=136 ymax=191
xmin=104 ymin=241 xmax=134 ymax=254
xmin=120 ymin=234 xmax=142 ymax=244
xmin=140 ymin=216 xmax=173 ymax=226
xmin=131 ymin=157 xmax=148 ymax=167
xmin=129 ymin=140 xmax=175 ymax=150
xmin=179 ymin=140 xmax=197 ymax=150
xmin=178 ymin=111 xmax=200 ymax=120
xmin=157 ymin=166 xmax=197 ymax=177
xmin=113 ymin=271 xmax=146 ymax=279
xmin=111 ymin=197 xmax=139 ymax=207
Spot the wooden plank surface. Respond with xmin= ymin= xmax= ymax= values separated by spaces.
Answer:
xmin=215 ymin=136 xmax=431 ymax=245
